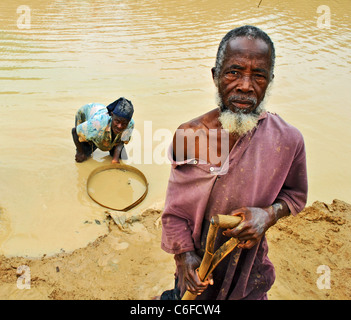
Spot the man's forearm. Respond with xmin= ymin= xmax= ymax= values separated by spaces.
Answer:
xmin=270 ymin=199 xmax=290 ymax=225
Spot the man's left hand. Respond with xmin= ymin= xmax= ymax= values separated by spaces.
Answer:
xmin=222 ymin=206 xmax=276 ymax=249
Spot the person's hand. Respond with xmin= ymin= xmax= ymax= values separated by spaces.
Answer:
xmin=111 ymin=158 xmax=120 ymax=164
xmin=75 ymin=151 xmax=88 ymax=163
xmin=176 ymin=251 xmax=213 ymax=296
xmin=222 ymin=206 xmax=275 ymax=249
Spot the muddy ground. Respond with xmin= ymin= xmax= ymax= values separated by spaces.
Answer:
xmin=0 ymin=199 xmax=350 ymax=300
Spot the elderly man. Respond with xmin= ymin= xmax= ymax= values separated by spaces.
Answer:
xmin=160 ymin=25 xmax=308 ymax=300
xmin=71 ymin=97 xmax=134 ymax=163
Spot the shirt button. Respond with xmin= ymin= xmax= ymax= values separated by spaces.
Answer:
xmin=210 ymin=167 xmax=214 ymax=172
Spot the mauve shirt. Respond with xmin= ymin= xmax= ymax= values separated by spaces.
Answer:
xmin=161 ymin=112 xmax=308 ymax=300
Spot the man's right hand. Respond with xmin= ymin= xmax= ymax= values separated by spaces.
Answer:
xmin=175 ymin=251 xmax=213 ymax=296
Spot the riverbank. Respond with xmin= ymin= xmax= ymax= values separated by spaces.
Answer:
xmin=0 ymin=199 xmax=350 ymax=300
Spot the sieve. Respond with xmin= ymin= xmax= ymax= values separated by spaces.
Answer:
xmin=87 ymin=163 xmax=148 ymax=211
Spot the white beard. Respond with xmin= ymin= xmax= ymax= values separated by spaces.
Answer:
xmin=217 ymin=93 xmax=266 ymax=136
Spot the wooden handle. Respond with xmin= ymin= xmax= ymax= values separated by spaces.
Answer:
xmin=181 ymin=215 xmax=242 ymax=300
xmin=211 ymin=214 xmax=242 ymax=229
xmin=182 ymin=290 xmax=197 ymax=300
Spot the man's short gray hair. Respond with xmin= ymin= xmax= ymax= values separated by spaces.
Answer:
xmin=213 ymin=25 xmax=276 ymax=82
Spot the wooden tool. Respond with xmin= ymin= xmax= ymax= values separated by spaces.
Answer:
xmin=182 ymin=214 xmax=242 ymax=300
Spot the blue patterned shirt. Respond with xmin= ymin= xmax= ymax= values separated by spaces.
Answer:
xmin=75 ymin=103 xmax=134 ymax=151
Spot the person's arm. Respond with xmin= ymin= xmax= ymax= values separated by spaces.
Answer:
xmin=71 ymin=127 xmax=88 ymax=162
xmin=111 ymin=142 xmax=124 ymax=163
xmin=269 ymin=200 xmax=291 ymax=224
xmin=222 ymin=199 xmax=290 ymax=250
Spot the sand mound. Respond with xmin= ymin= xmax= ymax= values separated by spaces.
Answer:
xmin=267 ymin=199 xmax=351 ymax=299
xmin=0 ymin=199 xmax=350 ymax=300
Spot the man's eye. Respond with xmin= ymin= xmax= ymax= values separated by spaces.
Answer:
xmin=224 ymin=71 xmax=239 ymax=80
xmin=254 ymin=74 xmax=267 ymax=81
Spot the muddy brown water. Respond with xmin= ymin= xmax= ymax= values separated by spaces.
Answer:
xmin=0 ymin=0 xmax=350 ymax=257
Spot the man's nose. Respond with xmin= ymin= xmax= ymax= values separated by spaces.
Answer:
xmin=237 ymin=75 xmax=254 ymax=93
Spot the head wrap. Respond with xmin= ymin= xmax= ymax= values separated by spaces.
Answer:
xmin=106 ymin=97 xmax=134 ymax=121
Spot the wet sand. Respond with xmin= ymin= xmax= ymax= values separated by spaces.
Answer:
xmin=0 ymin=199 xmax=350 ymax=300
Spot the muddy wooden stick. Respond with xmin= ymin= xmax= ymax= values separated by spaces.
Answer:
xmin=212 ymin=214 xmax=242 ymax=229
xmin=182 ymin=214 xmax=242 ymax=300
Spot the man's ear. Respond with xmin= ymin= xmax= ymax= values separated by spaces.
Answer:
xmin=211 ymin=67 xmax=216 ymax=80
xmin=211 ymin=67 xmax=218 ymax=87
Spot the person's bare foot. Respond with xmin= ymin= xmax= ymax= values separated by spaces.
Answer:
xmin=75 ymin=151 xmax=88 ymax=162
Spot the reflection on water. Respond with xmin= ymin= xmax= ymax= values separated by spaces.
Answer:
xmin=0 ymin=0 xmax=350 ymax=257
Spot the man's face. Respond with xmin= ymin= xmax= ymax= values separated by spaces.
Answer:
xmin=111 ymin=114 xmax=129 ymax=135
xmin=215 ymin=36 xmax=272 ymax=114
